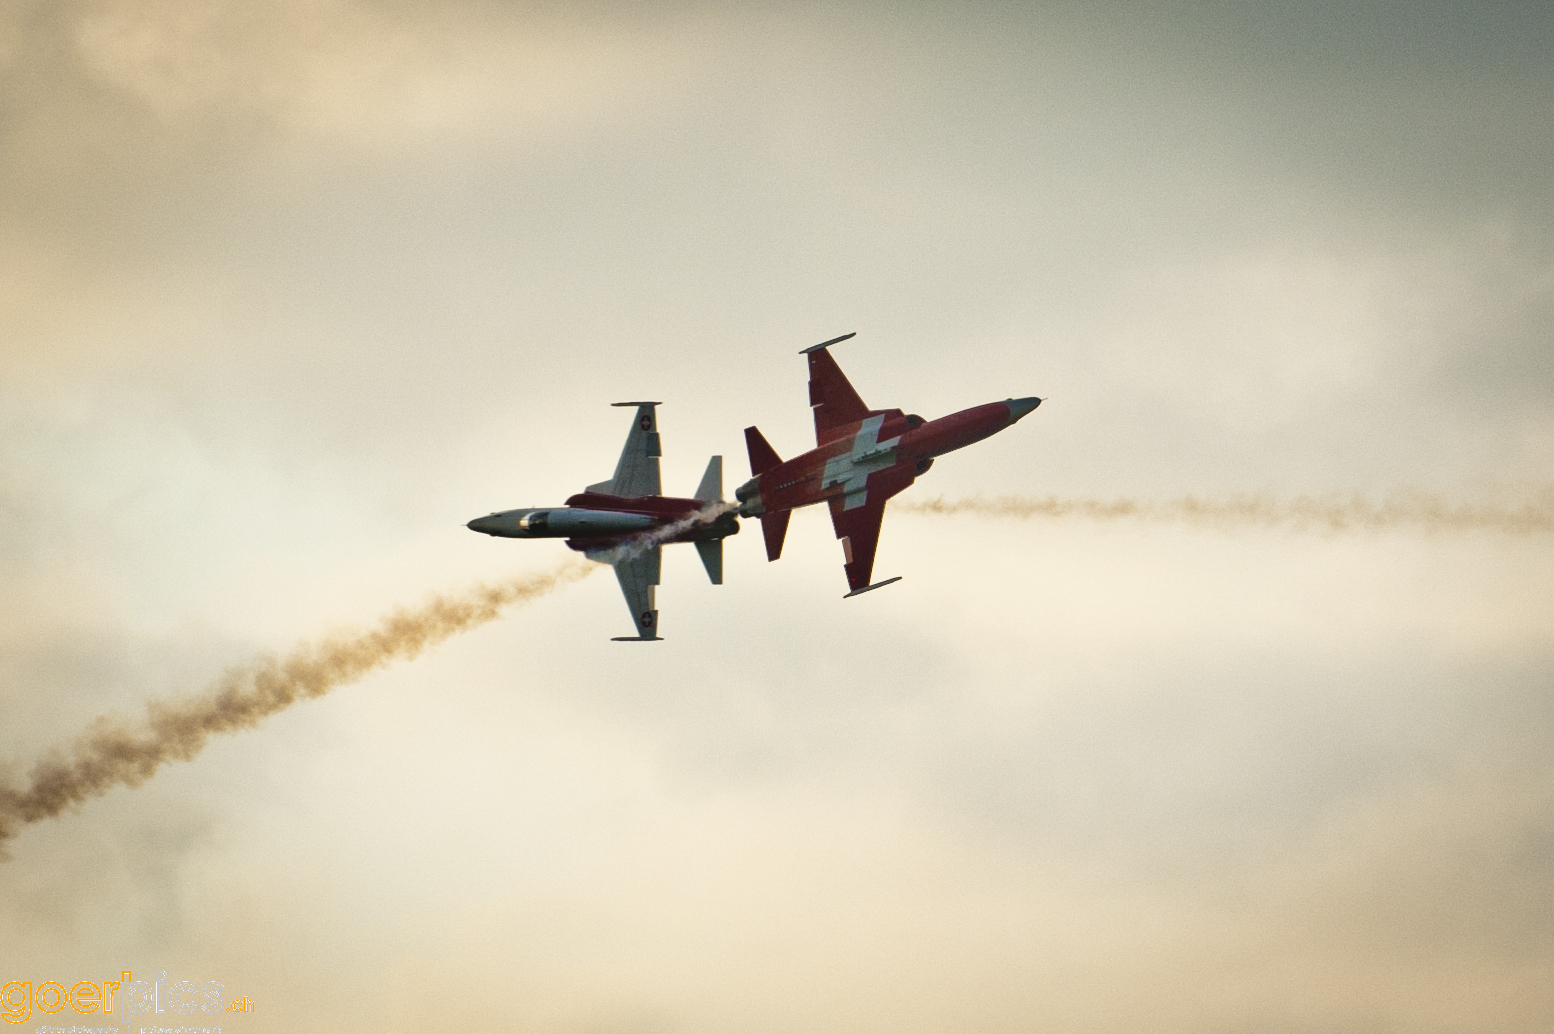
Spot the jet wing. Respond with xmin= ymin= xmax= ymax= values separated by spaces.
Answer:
xmin=827 ymin=489 xmax=905 ymax=597
xmin=803 ymin=335 xmax=871 ymax=446
xmin=609 ymin=544 xmax=663 ymax=640
xmin=587 ymin=402 xmax=663 ymax=497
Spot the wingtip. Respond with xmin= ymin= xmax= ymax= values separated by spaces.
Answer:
xmin=843 ymin=575 xmax=903 ymax=598
xmin=800 ymin=332 xmax=857 ymax=354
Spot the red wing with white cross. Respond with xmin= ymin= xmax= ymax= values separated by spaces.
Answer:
xmin=826 ymin=494 xmax=897 ymax=596
xmin=806 ymin=334 xmax=873 ymax=446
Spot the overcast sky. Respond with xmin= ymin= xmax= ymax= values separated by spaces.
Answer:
xmin=2 ymin=1 xmax=1552 ymax=1031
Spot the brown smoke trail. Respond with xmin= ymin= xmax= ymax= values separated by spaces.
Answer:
xmin=0 ymin=558 xmax=595 ymax=852
xmin=896 ymin=491 xmax=1554 ymax=534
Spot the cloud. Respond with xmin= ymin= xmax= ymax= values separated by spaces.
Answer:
xmin=6 ymin=0 xmax=697 ymax=150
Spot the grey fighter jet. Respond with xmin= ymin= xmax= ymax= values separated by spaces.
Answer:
xmin=466 ymin=403 xmax=738 ymax=640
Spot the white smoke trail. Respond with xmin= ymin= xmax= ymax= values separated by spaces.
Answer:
xmin=589 ymin=501 xmax=741 ymax=564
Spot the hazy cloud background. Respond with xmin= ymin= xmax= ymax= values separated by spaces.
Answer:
xmin=2 ymin=0 xmax=1551 ymax=1031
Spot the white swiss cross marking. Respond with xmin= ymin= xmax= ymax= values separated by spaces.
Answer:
xmin=821 ymin=415 xmax=901 ymax=511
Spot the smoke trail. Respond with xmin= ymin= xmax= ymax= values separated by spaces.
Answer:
xmin=0 ymin=558 xmax=595 ymax=852
xmin=590 ymin=501 xmax=742 ymax=564
xmin=895 ymin=491 xmax=1554 ymax=534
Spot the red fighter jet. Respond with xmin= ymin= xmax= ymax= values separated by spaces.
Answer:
xmin=733 ymin=333 xmax=1041 ymax=596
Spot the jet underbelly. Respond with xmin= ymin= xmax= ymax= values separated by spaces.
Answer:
xmin=466 ymin=507 xmax=657 ymax=538
xmin=534 ymin=509 xmax=658 ymax=536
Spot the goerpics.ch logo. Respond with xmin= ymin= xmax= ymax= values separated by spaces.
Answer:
xmin=1 ymin=970 xmax=250 ymax=1025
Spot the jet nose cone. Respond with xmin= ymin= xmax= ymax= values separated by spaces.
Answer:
xmin=1005 ymin=396 xmax=1043 ymax=423
xmin=467 ymin=514 xmax=499 ymax=535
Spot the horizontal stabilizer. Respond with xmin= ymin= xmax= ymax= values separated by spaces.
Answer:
xmin=760 ymin=510 xmax=791 ymax=562
xmin=694 ymin=455 xmax=723 ymax=503
xmin=745 ymin=426 xmax=783 ymax=476
xmin=843 ymin=576 xmax=902 ymax=598
xmin=694 ymin=538 xmax=723 ymax=584
xmin=611 ymin=635 xmax=664 ymax=642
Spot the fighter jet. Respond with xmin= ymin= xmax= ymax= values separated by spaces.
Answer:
xmin=734 ymin=333 xmax=1041 ymax=596
xmin=466 ymin=403 xmax=738 ymax=640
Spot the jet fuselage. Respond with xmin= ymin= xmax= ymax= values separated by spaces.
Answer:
xmin=734 ymin=398 xmax=1040 ymax=517
xmin=468 ymin=493 xmax=739 ymax=550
